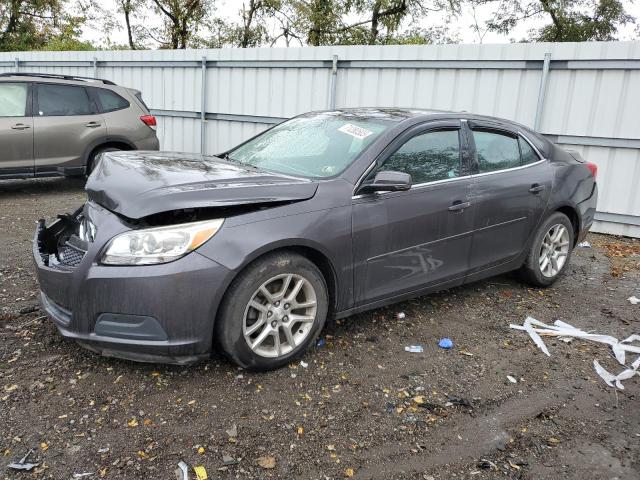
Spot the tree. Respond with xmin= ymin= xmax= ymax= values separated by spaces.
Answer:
xmin=476 ymin=0 xmax=634 ymax=42
xmin=0 ymin=0 xmax=92 ymax=51
xmin=150 ymin=0 xmax=210 ymax=48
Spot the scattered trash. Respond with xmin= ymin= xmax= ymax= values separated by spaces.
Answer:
xmin=72 ymin=474 xmax=94 ymax=478
xmin=97 ymin=447 xmax=109 ymax=454
xmin=316 ymin=338 xmax=326 ymax=347
xmin=438 ymin=338 xmax=453 ymax=349
xmin=477 ymin=459 xmax=497 ymax=470
xmin=511 ymin=316 xmax=640 ymax=390
xmin=506 ymin=375 xmax=517 ymax=384
xmin=628 ymin=296 xmax=640 ymax=305
xmin=577 ymin=241 xmax=591 ymax=248
xmin=225 ymin=424 xmax=237 ymax=439
xmin=300 ymin=360 xmax=308 ymax=368
xmin=222 ymin=454 xmax=237 ymax=466
xmin=7 ymin=449 xmax=39 ymax=471
xmin=19 ymin=305 xmax=38 ymax=315
xmin=193 ymin=465 xmax=208 ymax=480
xmin=404 ymin=345 xmax=424 ymax=353
xmin=175 ymin=461 xmax=189 ymax=480
xmin=257 ymin=455 xmax=276 ymax=469
xmin=458 ymin=348 xmax=474 ymax=356
xmin=445 ymin=396 xmax=473 ymax=408
xmin=397 ymin=312 xmax=406 ymax=320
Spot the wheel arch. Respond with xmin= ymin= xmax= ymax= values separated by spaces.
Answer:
xmin=553 ymin=204 xmax=580 ymax=246
xmin=214 ymin=243 xmax=339 ymax=327
xmin=83 ymin=140 xmax=135 ymax=171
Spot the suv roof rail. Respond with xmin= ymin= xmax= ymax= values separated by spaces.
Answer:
xmin=0 ymin=72 xmax=117 ymax=85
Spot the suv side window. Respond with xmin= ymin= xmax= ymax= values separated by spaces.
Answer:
xmin=519 ymin=136 xmax=540 ymax=165
xmin=36 ymin=84 xmax=93 ymax=117
xmin=0 ymin=83 xmax=28 ymax=117
xmin=94 ymin=88 xmax=129 ymax=113
xmin=377 ymin=129 xmax=461 ymax=184
xmin=472 ymin=130 xmax=520 ymax=173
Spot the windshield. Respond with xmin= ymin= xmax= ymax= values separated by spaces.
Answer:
xmin=226 ymin=112 xmax=393 ymax=178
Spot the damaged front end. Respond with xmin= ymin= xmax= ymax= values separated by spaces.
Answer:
xmin=35 ymin=207 xmax=92 ymax=271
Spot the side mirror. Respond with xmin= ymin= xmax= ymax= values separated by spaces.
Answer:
xmin=360 ymin=170 xmax=412 ymax=194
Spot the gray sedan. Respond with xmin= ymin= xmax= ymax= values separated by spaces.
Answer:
xmin=33 ymin=109 xmax=598 ymax=370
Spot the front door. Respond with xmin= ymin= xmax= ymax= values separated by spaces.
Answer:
xmin=0 ymin=82 xmax=33 ymax=176
xmin=33 ymin=83 xmax=106 ymax=175
xmin=352 ymin=121 xmax=475 ymax=307
xmin=466 ymin=123 xmax=553 ymax=273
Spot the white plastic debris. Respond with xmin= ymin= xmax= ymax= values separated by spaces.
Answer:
xmin=506 ymin=375 xmax=517 ymax=384
xmin=628 ymin=296 xmax=640 ymax=305
xmin=511 ymin=317 xmax=640 ymax=390
xmin=577 ymin=241 xmax=591 ymax=248
xmin=300 ymin=360 xmax=308 ymax=368
xmin=397 ymin=312 xmax=406 ymax=320
xmin=404 ymin=345 xmax=424 ymax=353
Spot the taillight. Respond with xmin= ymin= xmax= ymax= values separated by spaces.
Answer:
xmin=140 ymin=115 xmax=157 ymax=130
xmin=585 ymin=162 xmax=598 ymax=178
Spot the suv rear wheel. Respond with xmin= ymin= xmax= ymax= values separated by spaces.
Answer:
xmin=87 ymin=146 xmax=121 ymax=175
xmin=216 ymin=252 xmax=328 ymax=371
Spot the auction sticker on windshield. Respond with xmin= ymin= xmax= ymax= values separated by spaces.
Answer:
xmin=338 ymin=123 xmax=374 ymax=140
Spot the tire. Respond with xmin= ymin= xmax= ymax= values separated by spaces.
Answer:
xmin=520 ymin=212 xmax=574 ymax=287
xmin=87 ymin=147 xmax=120 ymax=175
xmin=216 ymin=252 xmax=329 ymax=371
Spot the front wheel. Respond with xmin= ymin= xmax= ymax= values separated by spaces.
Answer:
xmin=216 ymin=252 xmax=328 ymax=370
xmin=520 ymin=212 xmax=574 ymax=287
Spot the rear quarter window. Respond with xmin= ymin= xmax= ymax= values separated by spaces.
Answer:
xmin=94 ymin=88 xmax=130 ymax=113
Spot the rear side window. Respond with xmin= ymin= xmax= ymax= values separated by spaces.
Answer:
xmin=95 ymin=88 xmax=129 ymax=113
xmin=380 ymin=129 xmax=461 ymax=184
xmin=37 ymin=84 xmax=93 ymax=116
xmin=519 ymin=137 xmax=540 ymax=165
xmin=0 ymin=83 xmax=28 ymax=117
xmin=472 ymin=130 xmax=520 ymax=173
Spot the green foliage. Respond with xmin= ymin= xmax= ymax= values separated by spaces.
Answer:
xmin=0 ymin=0 xmax=94 ymax=51
xmin=480 ymin=0 xmax=634 ymax=42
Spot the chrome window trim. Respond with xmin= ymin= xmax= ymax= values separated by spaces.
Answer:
xmin=469 ymin=158 xmax=547 ymax=179
xmin=517 ymin=130 xmax=545 ymax=160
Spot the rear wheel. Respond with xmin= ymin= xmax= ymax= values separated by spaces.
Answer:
xmin=87 ymin=146 xmax=121 ymax=175
xmin=520 ymin=212 xmax=574 ymax=287
xmin=216 ymin=252 xmax=328 ymax=370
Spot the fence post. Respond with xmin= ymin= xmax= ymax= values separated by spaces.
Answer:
xmin=14 ymin=57 xmax=19 ymax=72
xmin=200 ymin=56 xmax=207 ymax=154
xmin=93 ymin=57 xmax=98 ymax=78
xmin=534 ymin=52 xmax=551 ymax=131
xmin=329 ymin=54 xmax=338 ymax=109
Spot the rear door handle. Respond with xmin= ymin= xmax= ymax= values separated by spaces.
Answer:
xmin=448 ymin=201 xmax=471 ymax=212
xmin=85 ymin=122 xmax=101 ymax=128
xmin=11 ymin=123 xmax=30 ymax=130
xmin=529 ymin=184 xmax=545 ymax=194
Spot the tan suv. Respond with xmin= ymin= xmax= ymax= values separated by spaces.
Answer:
xmin=0 ymin=72 xmax=159 ymax=179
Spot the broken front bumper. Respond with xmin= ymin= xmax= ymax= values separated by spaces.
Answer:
xmin=32 ymin=204 xmax=233 ymax=364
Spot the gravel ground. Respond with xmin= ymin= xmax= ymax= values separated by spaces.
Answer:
xmin=1 ymin=177 xmax=639 ymax=480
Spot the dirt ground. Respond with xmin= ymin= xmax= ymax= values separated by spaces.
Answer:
xmin=1 ymin=177 xmax=639 ymax=480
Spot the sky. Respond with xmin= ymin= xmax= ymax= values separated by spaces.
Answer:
xmin=82 ymin=0 xmax=640 ymax=48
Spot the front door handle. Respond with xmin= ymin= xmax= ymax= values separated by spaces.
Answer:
xmin=529 ymin=184 xmax=546 ymax=194
xmin=85 ymin=122 xmax=101 ymax=128
xmin=448 ymin=201 xmax=471 ymax=212
xmin=11 ymin=123 xmax=30 ymax=130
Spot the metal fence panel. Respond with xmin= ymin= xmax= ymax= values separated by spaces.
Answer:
xmin=1 ymin=42 xmax=639 ymax=236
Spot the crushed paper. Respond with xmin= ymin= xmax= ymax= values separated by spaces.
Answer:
xmin=511 ymin=317 xmax=640 ymax=390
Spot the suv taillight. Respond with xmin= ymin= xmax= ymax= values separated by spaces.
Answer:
xmin=586 ymin=162 xmax=598 ymax=178
xmin=140 ymin=115 xmax=157 ymax=130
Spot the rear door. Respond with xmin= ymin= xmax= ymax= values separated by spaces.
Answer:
xmin=33 ymin=83 xmax=106 ymax=175
xmin=0 ymin=82 xmax=33 ymax=176
xmin=466 ymin=121 xmax=553 ymax=273
xmin=352 ymin=120 xmax=475 ymax=306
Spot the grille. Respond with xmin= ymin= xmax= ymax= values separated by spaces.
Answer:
xmin=58 ymin=243 xmax=85 ymax=268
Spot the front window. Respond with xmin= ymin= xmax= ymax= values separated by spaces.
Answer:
xmin=0 ymin=83 xmax=28 ymax=117
xmin=226 ymin=113 xmax=393 ymax=178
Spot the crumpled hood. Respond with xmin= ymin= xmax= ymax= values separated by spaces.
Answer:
xmin=85 ymin=151 xmax=318 ymax=220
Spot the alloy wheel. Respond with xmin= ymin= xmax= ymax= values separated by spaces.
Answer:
xmin=243 ymin=273 xmax=318 ymax=358
xmin=539 ymin=224 xmax=570 ymax=278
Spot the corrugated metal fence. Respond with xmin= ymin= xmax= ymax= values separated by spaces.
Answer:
xmin=1 ymin=42 xmax=639 ymax=237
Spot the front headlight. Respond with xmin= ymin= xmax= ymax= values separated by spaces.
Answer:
xmin=101 ymin=218 xmax=224 ymax=265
